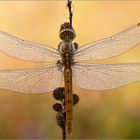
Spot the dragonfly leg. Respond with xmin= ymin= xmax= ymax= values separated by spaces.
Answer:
xmin=73 ymin=42 xmax=78 ymax=51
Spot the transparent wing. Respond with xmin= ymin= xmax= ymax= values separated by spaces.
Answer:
xmin=0 ymin=31 xmax=60 ymax=62
xmin=72 ymin=62 xmax=140 ymax=90
xmin=74 ymin=23 xmax=140 ymax=61
xmin=0 ymin=64 xmax=63 ymax=94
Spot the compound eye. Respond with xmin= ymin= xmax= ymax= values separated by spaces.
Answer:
xmin=59 ymin=22 xmax=76 ymax=40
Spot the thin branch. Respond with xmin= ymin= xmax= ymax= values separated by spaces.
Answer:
xmin=67 ymin=0 xmax=73 ymax=27
xmin=63 ymin=124 xmax=66 ymax=140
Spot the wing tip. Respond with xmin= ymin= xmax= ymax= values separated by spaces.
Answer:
xmin=137 ymin=23 xmax=140 ymax=26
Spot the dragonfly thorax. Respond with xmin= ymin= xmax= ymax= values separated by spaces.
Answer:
xmin=58 ymin=41 xmax=77 ymax=53
xmin=57 ymin=41 xmax=75 ymax=69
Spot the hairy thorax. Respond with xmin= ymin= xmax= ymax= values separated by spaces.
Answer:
xmin=58 ymin=41 xmax=75 ymax=67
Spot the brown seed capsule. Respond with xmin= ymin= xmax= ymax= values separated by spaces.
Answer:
xmin=53 ymin=87 xmax=65 ymax=101
xmin=56 ymin=112 xmax=66 ymax=129
xmin=53 ymin=103 xmax=63 ymax=112
xmin=73 ymin=94 xmax=79 ymax=105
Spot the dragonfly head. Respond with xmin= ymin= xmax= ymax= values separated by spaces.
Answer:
xmin=59 ymin=22 xmax=76 ymax=41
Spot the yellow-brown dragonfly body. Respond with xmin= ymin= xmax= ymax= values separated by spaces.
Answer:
xmin=64 ymin=66 xmax=73 ymax=134
xmin=58 ymin=22 xmax=77 ymax=134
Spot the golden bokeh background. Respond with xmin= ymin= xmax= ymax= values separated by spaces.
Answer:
xmin=0 ymin=1 xmax=140 ymax=139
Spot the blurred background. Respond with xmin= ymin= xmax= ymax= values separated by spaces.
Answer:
xmin=0 ymin=0 xmax=140 ymax=139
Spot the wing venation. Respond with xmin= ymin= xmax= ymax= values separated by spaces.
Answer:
xmin=0 ymin=31 xmax=60 ymax=62
xmin=74 ymin=23 xmax=140 ymax=61
xmin=0 ymin=64 xmax=63 ymax=94
xmin=73 ymin=62 xmax=140 ymax=90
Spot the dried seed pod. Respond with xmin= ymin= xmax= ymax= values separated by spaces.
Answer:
xmin=53 ymin=103 xmax=63 ymax=112
xmin=56 ymin=112 xmax=66 ymax=130
xmin=73 ymin=94 xmax=79 ymax=105
xmin=53 ymin=87 xmax=65 ymax=101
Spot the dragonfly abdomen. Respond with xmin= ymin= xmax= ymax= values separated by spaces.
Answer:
xmin=64 ymin=66 xmax=73 ymax=135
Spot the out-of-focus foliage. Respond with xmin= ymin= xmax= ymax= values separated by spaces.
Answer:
xmin=0 ymin=1 xmax=139 ymax=139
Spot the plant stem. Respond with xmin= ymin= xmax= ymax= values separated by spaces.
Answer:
xmin=63 ymin=126 xmax=66 ymax=140
xmin=67 ymin=0 xmax=73 ymax=27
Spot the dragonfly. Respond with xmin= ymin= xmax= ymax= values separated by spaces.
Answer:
xmin=0 ymin=22 xmax=140 ymax=135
